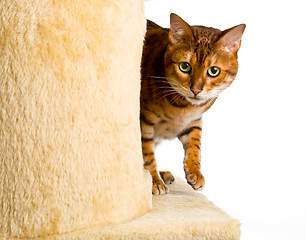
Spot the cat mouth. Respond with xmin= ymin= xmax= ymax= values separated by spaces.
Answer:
xmin=186 ymin=96 xmax=206 ymax=105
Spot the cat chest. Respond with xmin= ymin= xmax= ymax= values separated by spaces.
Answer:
xmin=154 ymin=120 xmax=187 ymax=140
xmin=153 ymin=112 xmax=202 ymax=140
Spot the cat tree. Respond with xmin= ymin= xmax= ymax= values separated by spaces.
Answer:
xmin=0 ymin=0 xmax=240 ymax=239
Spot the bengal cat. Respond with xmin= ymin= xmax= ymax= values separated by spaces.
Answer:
xmin=141 ymin=13 xmax=245 ymax=195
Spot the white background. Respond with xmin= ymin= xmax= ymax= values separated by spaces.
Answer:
xmin=144 ymin=0 xmax=306 ymax=239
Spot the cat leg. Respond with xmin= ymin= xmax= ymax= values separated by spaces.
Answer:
xmin=142 ymin=139 xmax=168 ymax=195
xmin=160 ymin=171 xmax=175 ymax=184
xmin=141 ymin=120 xmax=168 ymax=195
xmin=178 ymin=119 xmax=205 ymax=190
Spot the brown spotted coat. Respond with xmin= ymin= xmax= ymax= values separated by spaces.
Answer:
xmin=141 ymin=13 xmax=245 ymax=195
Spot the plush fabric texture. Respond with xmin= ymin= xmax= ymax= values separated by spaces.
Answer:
xmin=0 ymin=0 xmax=151 ymax=238
xmin=0 ymin=178 xmax=240 ymax=240
xmin=0 ymin=0 xmax=240 ymax=239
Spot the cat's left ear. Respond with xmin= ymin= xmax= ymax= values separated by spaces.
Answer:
xmin=215 ymin=24 xmax=246 ymax=54
xmin=169 ymin=13 xmax=194 ymax=45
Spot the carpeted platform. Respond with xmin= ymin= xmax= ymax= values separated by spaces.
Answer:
xmin=16 ymin=178 xmax=240 ymax=240
xmin=0 ymin=1 xmax=240 ymax=239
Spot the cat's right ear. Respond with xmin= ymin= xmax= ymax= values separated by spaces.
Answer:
xmin=169 ymin=13 xmax=193 ymax=45
xmin=214 ymin=24 xmax=246 ymax=54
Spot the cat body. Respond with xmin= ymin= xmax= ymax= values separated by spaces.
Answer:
xmin=141 ymin=14 xmax=245 ymax=195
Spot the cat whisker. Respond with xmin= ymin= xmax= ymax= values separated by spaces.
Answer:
xmin=143 ymin=80 xmax=169 ymax=85
xmin=145 ymin=75 xmax=176 ymax=81
xmin=144 ymin=76 xmax=170 ymax=83
xmin=159 ymin=90 xmax=179 ymax=95
xmin=170 ymin=92 xmax=187 ymax=105
xmin=171 ymin=85 xmax=191 ymax=98
xmin=166 ymin=86 xmax=187 ymax=103
xmin=157 ymin=91 xmax=178 ymax=102
xmin=169 ymin=93 xmax=181 ymax=105
xmin=146 ymin=75 xmax=182 ymax=86
xmin=145 ymin=86 xmax=176 ymax=90
xmin=143 ymin=78 xmax=168 ymax=82
xmin=143 ymin=79 xmax=180 ymax=89
xmin=145 ymin=75 xmax=167 ymax=79
xmin=145 ymin=75 xmax=189 ymax=93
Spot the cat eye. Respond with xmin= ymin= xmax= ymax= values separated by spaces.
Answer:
xmin=207 ymin=66 xmax=220 ymax=77
xmin=179 ymin=62 xmax=191 ymax=73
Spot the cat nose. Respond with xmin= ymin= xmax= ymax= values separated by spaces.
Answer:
xmin=191 ymin=88 xmax=202 ymax=96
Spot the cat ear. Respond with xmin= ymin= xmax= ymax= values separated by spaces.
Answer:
xmin=169 ymin=13 xmax=193 ymax=45
xmin=215 ymin=24 xmax=246 ymax=53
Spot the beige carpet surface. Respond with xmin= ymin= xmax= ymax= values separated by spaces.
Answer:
xmin=0 ymin=178 xmax=239 ymax=240
xmin=0 ymin=1 xmax=240 ymax=239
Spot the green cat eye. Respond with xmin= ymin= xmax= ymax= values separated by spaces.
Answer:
xmin=207 ymin=66 xmax=220 ymax=77
xmin=179 ymin=62 xmax=191 ymax=73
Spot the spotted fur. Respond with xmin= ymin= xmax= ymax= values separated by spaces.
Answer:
xmin=141 ymin=13 xmax=245 ymax=195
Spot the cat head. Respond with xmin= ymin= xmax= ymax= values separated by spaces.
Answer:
xmin=164 ymin=13 xmax=245 ymax=106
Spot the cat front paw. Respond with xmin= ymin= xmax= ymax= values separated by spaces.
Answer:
xmin=160 ymin=171 xmax=175 ymax=184
xmin=185 ymin=170 xmax=205 ymax=190
xmin=152 ymin=177 xmax=169 ymax=195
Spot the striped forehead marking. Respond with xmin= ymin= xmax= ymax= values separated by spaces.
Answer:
xmin=192 ymin=29 xmax=216 ymax=64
